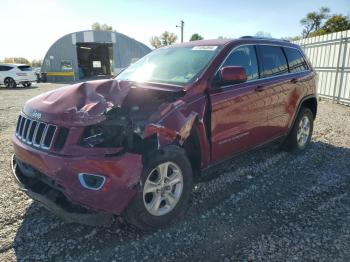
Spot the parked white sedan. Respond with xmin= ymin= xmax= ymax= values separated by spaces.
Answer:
xmin=0 ymin=64 xmax=37 ymax=88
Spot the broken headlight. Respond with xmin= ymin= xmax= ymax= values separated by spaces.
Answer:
xmin=81 ymin=125 xmax=105 ymax=147
xmin=80 ymin=121 xmax=127 ymax=148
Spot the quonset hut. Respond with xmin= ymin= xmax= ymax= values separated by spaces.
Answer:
xmin=41 ymin=30 xmax=151 ymax=82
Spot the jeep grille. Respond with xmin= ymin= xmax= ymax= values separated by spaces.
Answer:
xmin=15 ymin=115 xmax=57 ymax=149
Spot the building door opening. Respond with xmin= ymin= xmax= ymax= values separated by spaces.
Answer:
xmin=76 ymin=42 xmax=113 ymax=79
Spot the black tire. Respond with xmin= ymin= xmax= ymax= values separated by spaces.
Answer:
xmin=4 ymin=77 xmax=17 ymax=88
xmin=23 ymin=82 xmax=32 ymax=87
xmin=123 ymin=145 xmax=193 ymax=230
xmin=282 ymin=107 xmax=314 ymax=152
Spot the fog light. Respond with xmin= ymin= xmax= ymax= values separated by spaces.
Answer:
xmin=78 ymin=173 xmax=106 ymax=190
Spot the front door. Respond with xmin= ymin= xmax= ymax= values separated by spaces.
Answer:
xmin=209 ymin=45 xmax=271 ymax=162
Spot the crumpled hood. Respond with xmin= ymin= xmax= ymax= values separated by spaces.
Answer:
xmin=23 ymin=79 xmax=185 ymax=126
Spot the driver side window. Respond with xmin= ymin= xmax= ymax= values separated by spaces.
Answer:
xmin=223 ymin=45 xmax=259 ymax=81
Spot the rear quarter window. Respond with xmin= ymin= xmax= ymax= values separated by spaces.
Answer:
xmin=17 ymin=65 xmax=32 ymax=71
xmin=258 ymin=45 xmax=288 ymax=78
xmin=283 ymin=47 xmax=309 ymax=72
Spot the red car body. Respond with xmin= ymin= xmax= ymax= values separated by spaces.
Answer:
xmin=12 ymin=38 xmax=317 ymax=224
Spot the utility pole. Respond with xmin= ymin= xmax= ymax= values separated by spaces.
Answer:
xmin=176 ymin=20 xmax=184 ymax=43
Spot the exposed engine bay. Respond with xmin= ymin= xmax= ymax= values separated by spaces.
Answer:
xmin=80 ymin=87 xmax=185 ymax=154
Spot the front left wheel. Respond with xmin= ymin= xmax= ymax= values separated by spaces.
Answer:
xmin=123 ymin=145 xmax=193 ymax=230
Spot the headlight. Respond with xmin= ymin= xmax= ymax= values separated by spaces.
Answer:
xmin=81 ymin=125 xmax=105 ymax=147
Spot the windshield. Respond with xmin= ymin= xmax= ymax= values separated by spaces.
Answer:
xmin=116 ymin=46 xmax=220 ymax=85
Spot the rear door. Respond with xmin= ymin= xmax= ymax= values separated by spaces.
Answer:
xmin=256 ymin=45 xmax=291 ymax=137
xmin=209 ymin=45 xmax=272 ymax=162
xmin=282 ymin=47 xmax=312 ymax=129
xmin=17 ymin=65 xmax=36 ymax=81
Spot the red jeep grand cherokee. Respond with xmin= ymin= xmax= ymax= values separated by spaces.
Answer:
xmin=12 ymin=37 xmax=317 ymax=230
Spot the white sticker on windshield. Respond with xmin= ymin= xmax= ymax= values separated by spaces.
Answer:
xmin=192 ymin=46 xmax=218 ymax=51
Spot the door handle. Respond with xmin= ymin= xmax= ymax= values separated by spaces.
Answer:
xmin=291 ymin=78 xmax=299 ymax=84
xmin=255 ymin=85 xmax=266 ymax=92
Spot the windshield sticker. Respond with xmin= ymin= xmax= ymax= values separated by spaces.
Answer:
xmin=192 ymin=46 xmax=218 ymax=51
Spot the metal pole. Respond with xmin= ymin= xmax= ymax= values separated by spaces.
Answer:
xmin=332 ymin=35 xmax=343 ymax=103
xmin=337 ymin=36 xmax=348 ymax=103
xmin=176 ymin=20 xmax=184 ymax=43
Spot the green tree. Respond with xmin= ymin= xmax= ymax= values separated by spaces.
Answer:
xmin=300 ymin=7 xmax=330 ymax=37
xmin=150 ymin=31 xmax=177 ymax=49
xmin=322 ymin=15 xmax=350 ymax=33
xmin=91 ymin=22 xmax=114 ymax=31
xmin=189 ymin=33 xmax=204 ymax=41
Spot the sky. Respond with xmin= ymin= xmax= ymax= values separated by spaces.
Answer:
xmin=0 ymin=0 xmax=349 ymax=61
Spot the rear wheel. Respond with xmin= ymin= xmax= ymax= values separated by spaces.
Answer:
xmin=123 ymin=145 xmax=193 ymax=230
xmin=23 ymin=82 xmax=32 ymax=87
xmin=282 ymin=107 xmax=314 ymax=151
xmin=4 ymin=77 xmax=16 ymax=88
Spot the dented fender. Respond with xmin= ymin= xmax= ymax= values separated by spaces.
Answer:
xmin=142 ymin=95 xmax=211 ymax=167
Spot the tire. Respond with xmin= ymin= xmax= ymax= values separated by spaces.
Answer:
xmin=4 ymin=77 xmax=17 ymax=88
xmin=123 ymin=145 xmax=193 ymax=230
xmin=282 ymin=107 xmax=314 ymax=152
xmin=23 ymin=82 xmax=32 ymax=87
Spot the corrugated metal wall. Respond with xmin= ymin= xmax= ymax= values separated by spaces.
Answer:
xmin=41 ymin=30 xmax=151 ymax=82
xmin=293 ymin=29 xmax=350 ymax=105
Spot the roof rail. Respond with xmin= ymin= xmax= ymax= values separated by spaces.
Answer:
xmin=239 ymin=36 xmax=291 ymax=42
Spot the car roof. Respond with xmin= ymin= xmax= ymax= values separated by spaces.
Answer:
xmin=169 ymin=36 xmax=299 ymax=49
xmin=0 ymin=63 xmax=30 ymax=67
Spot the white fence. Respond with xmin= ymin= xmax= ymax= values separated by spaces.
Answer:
xmin=293 ymin=29 xmax=350 ymax=105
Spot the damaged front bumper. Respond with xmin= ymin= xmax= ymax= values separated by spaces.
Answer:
xmin=11 ymin=134 xmax=144 ymax=225
xmin=11 ymin=154 xmax=114 ymax=226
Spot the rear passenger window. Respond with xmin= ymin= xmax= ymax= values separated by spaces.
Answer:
xmin=284 ymin=47 xmax=309 ymax=72
xmin=259 ymin=46 xmax=288 ymax=77
xmin=18 ymin=65 xmax=32 ymax=71
xmin=223 ymin=45 xmax=259 ymax=80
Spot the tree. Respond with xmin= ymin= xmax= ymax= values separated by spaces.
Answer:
xmin=189 ymin=33 xmax=204 ymax=41
xmin=281 ymin=36 xmax=302 ymax=41
xmin=31 ymin=59 xmax=43 ymax=67
xmin=150 ymin=31 xmax=177 ymax=49
xmin=322 ymin=15 xmax=350 ymax=33
xmin=255 ymin=31 xmax=272 ymax=38
xmin=3 ymin=57 xmax=30 ymax=64
xmin=300 ymin=7 xmax=330 ymax=37
xmin=150 ymin=36 xmax=162 ymax=48
xmin=91 ymin=22 xmax=114 ymax=31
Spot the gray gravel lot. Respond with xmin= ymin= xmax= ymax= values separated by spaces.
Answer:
xmin=0 ymin=83 xmax=350 ymax=261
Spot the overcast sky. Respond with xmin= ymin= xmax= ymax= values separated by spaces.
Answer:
xmin=0 ymin=0 xmax=349 ymax=61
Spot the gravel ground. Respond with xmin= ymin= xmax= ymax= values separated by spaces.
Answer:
xmin=0 ymin=83 xmax=350 ymax=261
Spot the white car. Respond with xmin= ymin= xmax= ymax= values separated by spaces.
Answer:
xmin=0 ymin=64 xmax=37 ymax=88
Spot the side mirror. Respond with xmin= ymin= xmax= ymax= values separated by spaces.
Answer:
xmin=220 ymin=66 xmax=247 ymax=85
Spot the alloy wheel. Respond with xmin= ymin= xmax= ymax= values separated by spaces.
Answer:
xmin=143 ymin=161 xmax=183 ymax=216
xmin=297 ymin=115 xmax=311 ymax=148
